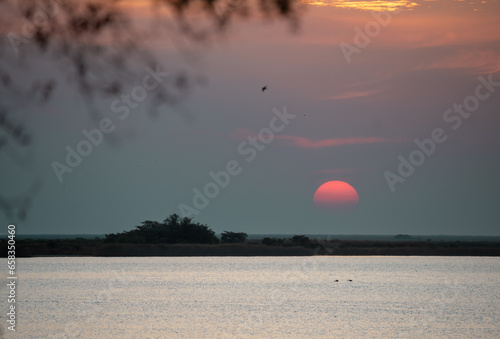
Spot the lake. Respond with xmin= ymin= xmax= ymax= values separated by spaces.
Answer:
xmin=3 ymin=256 xmax=499 ymax=338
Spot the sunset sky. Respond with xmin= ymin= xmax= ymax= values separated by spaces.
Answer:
xmin=2 ymin=0 xmax=500 ymax=235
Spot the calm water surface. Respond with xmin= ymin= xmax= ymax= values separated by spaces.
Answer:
xmin=3 ymin=256 xmax=499 ymax=338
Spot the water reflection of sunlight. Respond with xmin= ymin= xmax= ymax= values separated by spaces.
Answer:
xmin=300 ymin=0 xmax=419 ymax=11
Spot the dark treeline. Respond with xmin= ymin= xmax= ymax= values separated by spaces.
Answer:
xmin=104 ymin=214 xmax=248 ymax=245
xmin=105 ymin=214 xmax=220 ymax=244
xmin=2 ymin=214 xmax=500 ymax=257
xmin=3 ymin=238 xmax=500 ymax=257
xmin=3 ymin=237 xmax=500 ymax=257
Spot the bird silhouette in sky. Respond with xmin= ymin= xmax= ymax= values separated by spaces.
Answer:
xmin=262 ymin=86 xmax=268 ymax=92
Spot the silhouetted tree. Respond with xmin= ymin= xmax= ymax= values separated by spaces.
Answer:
xmin=221 ymin=231 xmax=247 ymax=243
xmin=104 ymin=213 xmax=219 ymax=244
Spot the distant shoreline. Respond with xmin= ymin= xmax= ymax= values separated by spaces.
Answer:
xmin=3 ymin=238 xmax=500 ymax=257
xmin=5 ymin=234 xmax=500 ymax=241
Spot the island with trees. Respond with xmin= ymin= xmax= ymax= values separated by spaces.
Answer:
xmin=2 ymin=214 xmax=500 ymax=257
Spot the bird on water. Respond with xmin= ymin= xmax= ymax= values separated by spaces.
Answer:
xmin=262 ymin=86 xmax=268 ymax=92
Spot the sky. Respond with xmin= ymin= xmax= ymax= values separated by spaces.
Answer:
xmin=1 ymin=0 xmax=500 ymax=235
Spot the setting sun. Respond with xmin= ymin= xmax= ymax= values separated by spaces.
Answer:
xmin=314 ymin=181 xmax=359 ymax=212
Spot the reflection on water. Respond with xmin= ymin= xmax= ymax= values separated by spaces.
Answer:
xmin=5 ymin=256 xmax=500 ymax=338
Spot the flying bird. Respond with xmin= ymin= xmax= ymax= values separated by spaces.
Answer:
xmin=262 ymin=86 xmax=268 ymax=92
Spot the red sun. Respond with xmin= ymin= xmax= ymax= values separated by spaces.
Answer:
xmin=313 ymin=181 xmax=359 ymax=212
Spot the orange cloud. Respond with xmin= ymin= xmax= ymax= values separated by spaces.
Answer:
xmin=379 ymin=14 xmax=500 ymax=49
xmin=277 ymin=135 xmax=400 ymax=149
xmin=416 ymin=49 xmax=500 ymax=74
xmin=300 ymin=0 xmax=419 ymax=12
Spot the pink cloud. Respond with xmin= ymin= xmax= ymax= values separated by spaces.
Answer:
xmin=277 ymin=135 xmax=401 ymax=149
xmin=416 ymin=49 xmax=500 ymax=74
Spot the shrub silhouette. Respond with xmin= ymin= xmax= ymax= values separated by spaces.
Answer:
xmin=291 ymin=235 xmax=310 ymax=246
xmin=220 ymin=231 xmax=248 ymax=243
xmin=105 ymin=214 xmax=219 ymax=244
xmin=262 ymin=237 xmax=284 ymax=246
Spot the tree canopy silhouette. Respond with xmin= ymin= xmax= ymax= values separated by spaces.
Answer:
xmin=220 ymin=230 xmax=248 ymax=243
xmin=104 ymin=213 xmax=219 ymax=244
